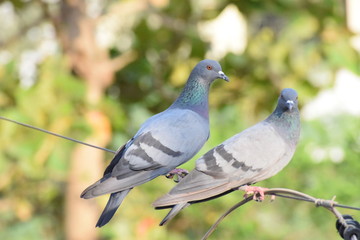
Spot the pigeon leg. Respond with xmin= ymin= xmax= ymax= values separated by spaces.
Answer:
xmin=239 ymin=186 xmax=269 ymax=202
xmin=165 ymin=168 xmax=189 ymax=183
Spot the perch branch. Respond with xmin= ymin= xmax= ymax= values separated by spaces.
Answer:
xmin=202 ymin=187 xmax=360 ymax=240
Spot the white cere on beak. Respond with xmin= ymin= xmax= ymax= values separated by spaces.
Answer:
xmin=218 ymin=71 xmax=229 ymax=81
xmin=286 ymin=100 xmax=294 ymax=110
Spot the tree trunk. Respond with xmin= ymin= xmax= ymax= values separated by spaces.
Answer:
xmin=57 ymin=0 xmax=114 ymax=239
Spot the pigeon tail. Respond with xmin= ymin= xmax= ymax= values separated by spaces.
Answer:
xmin=159 ymin=202 xmax=190 ymax=226
xmin=96 ymin=189 xmax=132 ymax=227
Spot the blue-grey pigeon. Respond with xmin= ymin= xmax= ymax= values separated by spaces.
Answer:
xmin=153 ymin=88 xmax=300 ymax=225
xmin=81 ymin=59 xmax=229 ymax=227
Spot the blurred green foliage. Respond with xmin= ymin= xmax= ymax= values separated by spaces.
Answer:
xmin=0 ymin=0 xmax=359 ymax=239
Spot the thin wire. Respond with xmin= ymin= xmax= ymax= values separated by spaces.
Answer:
xmin=0 ymin=116 xmax=116 ymax=154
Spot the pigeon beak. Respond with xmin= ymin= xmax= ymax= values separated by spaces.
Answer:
xmin=286 ymin=100 xmax=294 ymax=110
xmin=218 ymin=71 xmax=229 ymax=82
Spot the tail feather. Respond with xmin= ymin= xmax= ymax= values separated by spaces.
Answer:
xmin=96 ymin=189 xmax=132 ymax=227
xmin=159 ymin=202 xmax=189 ymax=226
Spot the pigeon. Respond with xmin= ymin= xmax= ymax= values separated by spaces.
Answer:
xmin=80 ymin=59 xmax=229 ymax=227
xmin=153 ymin=88 xmax=300 ymax=225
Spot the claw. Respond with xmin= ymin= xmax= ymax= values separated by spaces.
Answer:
xmin=165 ymin=168 xmax=189 ymax=183
xmin=240 ymin=186 xmax=272 ymax=202
xmin=270 ymin=194 xmax=276 ymax=202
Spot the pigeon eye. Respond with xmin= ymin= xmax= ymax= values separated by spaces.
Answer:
xmin=206 ymin=65 xmax=213 ymax=70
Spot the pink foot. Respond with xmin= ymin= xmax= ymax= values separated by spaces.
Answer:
xmin=240 ymin=186 xmax=269 ymax=202
xmin=165 ymin=168 xmax=189 ymax=183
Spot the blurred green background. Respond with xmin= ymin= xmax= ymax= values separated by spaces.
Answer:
xmin=0 ymin=0 xmax=359 ymax=239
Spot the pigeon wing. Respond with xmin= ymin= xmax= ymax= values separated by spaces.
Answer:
xmin=112 ymin=108 xmax=209 ymax=176
xmin=196 ymin=121 xmax=290 ymax=184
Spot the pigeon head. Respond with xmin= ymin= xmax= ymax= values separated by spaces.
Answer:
xmin=191 ymin=59 xmax=229 ymax=83
xmin=267 ymin=88 xmax=300 ymax=145
xmin=171 ymin=59 xmax=228 ymax=117
xmin=277 ymin=88 xmax=298 ymax=112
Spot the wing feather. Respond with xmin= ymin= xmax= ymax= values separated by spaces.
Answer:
xmin=112 ymin=108 xmax=209 ymax=175
xmin=196 ymin=121 xmax=290 ymax=183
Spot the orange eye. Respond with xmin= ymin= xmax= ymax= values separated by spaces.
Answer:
xmin=206 ymin=65 xmax=213 ymax=70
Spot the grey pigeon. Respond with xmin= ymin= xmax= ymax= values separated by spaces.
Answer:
xmin=80 ymin=59 xmax=229 ymax=227
xmin=153 ymin=88 xmax=300 ymax=225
